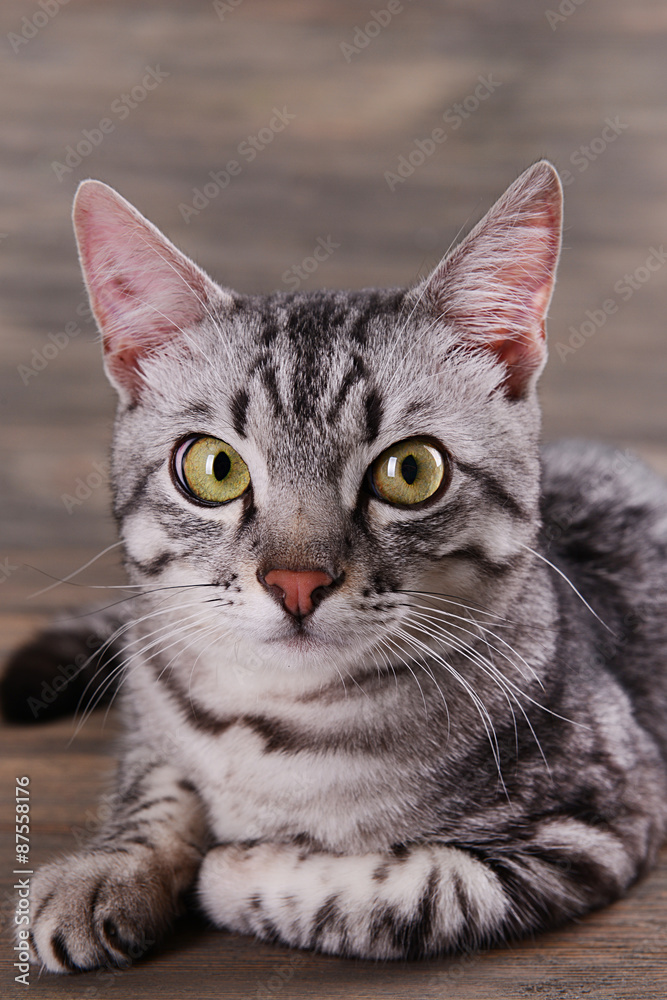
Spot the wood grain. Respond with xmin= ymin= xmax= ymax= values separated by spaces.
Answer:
xmin=1 ymin=0 xmax=666 ymax=996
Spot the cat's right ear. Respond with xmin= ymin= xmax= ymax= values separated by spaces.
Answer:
xmin=73 ymin=180 xmax=229 ymax=405
xmin=420 ymin=161 xmax=563 ymax=400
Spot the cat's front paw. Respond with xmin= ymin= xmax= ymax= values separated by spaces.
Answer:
xmin=197 ymin=842 xmax=301 ymax=941
xmin=29 ymin=850 xmax=177 ymax=973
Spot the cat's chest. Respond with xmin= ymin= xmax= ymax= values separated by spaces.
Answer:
xmin=130 ymin=653 xmax=448 ymax=851
xmin=160 ymin=701 xmax=428 ymax=853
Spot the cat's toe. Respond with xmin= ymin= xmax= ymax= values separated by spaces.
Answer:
xmin=29 ymin=858 xmax=113 ymax=972
xmin=29 ymin=852 xmax=173 ymax=973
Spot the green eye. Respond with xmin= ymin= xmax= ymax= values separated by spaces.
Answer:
xmin=174 ymin=436 xmax=250 ymax=504
xmin=369 ymin=438 xmax=446 ymax=506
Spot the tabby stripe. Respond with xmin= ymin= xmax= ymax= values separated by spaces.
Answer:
xmin=372 ymin=863 xmax=390 ymax=883
xmin=451 ymin=870 xmax=472 ymax=924
xmin=259 ymin=917 xmax=282 ymax=944
xmin=32 ymin=888 xmax=56 ymax=923
xmin=526 ymin=844 xmax=625 ymax=904
xmin=242 ymin=713 xmax=308 ymax=753
xmin=242 ymin=712 xmax=403 ymax=755
xmin=256 ymin=301 xmax=280 ymax=345
xmin=364 ymin=388 xmax=384 ymax=442
xmin=50 ymin=931 xmax=77 ymax=971
xmin=124 ymin=836 xmax=156 ymax=849
xmin=125 ymin=795 xmax=179 ymax=816
xmin=116 ymin=819 xmax=161 ymax=835
xmin=89 ymin=877 xmax=104 ymax=921
xmin=230 ymin=389 xmax=249 ymax=438
xmin=126 ymin=551 xmax=176 ymax=577
xmin=236 ymin=493 xmax=258 ymax=533
xmin=455 ymin=459 xmax=529 ymax=521
xmin=326 ymin=354 xmax=367 ymax=424
xmin=114 ymin=459 xmax=164 ymax=521
xmin=312 ymin=893 xmax=343 ymax=942
xmin=447 ymin=545 xmax=522 ymax=578
xmin=477 ymin=843 xmax=623 ymax=935
xmin=118 ymin=761 xmax=162 ymax=804
xmin=180 ymin=400 xmax=214 ymax=420
xmin=405 ymin=867 xmax=440 ymax=959
xmin=152 ymin=660 xmax=236 ymax=734
xmin=152 ymin=658 xmax=405 ymax=752
xmin=260 ymin=363 xmax=285 ymax=420
xmin=296 ymin=662 xmax=409 ymax=703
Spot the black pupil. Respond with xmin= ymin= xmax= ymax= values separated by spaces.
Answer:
xmin=401 ymin=455 xmax=419 ymax=485
xmin=212 ymin=450 xmax=231 ymax=481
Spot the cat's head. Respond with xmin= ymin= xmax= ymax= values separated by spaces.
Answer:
xmin=73 ymin=163 xmax=561 ymax=681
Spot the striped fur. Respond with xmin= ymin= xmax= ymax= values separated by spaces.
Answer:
xmin=11 ymin=163 xmax=667 ymax=971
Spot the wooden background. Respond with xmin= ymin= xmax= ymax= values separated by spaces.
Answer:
xmin=1 ymin=0 xmax=666 ymax=996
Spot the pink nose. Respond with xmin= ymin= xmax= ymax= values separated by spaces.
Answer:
xmin=262 ymin=569 xmax=334 ymax=618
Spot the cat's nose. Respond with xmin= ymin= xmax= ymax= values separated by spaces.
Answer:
xmin=261 ymin=568 xmax=334 ymax=618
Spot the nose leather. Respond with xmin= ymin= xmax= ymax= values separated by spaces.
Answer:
xmin=262 ymin=569 xmax=333 ymax=618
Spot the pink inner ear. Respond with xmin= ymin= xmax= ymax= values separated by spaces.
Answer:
xmin=424 ymin=162 xmax=563 ymax=400
xmin=74 ymin=181 xmax=213 ymax=402
xmin=487 ymin=325 xmax=546 ymax=400
xmin=481 ymin=233 xmax=558 ymax=398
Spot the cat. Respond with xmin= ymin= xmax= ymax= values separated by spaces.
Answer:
xmin=5 ymin=160 xmax=667 ymax=972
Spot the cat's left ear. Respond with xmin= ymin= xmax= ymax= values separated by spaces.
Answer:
xmin=73 ymin=180 xmax=229 ymax=405
xmin=422 ymin=160 xmax=563 ymax=399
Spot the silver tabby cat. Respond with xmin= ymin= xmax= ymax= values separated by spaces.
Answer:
xmin=9 ymin=161 xmax=667 ymax=971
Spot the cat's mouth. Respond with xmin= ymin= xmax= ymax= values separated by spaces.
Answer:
xmin=264 ymin=616 xmax=343 ymax=653
xmin=268 ymin=624 xmax=325 ymax=648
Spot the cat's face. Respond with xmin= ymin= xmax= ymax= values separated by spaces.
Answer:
xmin=73 ymin=163 xmax=562 ymax=680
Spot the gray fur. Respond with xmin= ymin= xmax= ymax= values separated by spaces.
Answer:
xmin=11 ymin=162 xmax=667 ymax=970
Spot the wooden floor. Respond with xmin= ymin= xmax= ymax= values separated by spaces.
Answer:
xmin=1 ymin=0 xmax=667 ymax=996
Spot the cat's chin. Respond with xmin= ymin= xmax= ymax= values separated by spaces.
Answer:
xmin=257 ymin=625 xmax=368 ymax=674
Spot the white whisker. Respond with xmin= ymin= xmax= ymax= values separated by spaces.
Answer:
xmin=28 ymin=541 xmax=124 ymax=598
xmin=520 ymin=543 xmax=614 ymax=634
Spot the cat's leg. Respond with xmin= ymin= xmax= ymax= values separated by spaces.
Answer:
xmin=28 ymin=747 xmax=208 ymax=973
xmin=197 ymin=828 xmax=639 ymax=959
